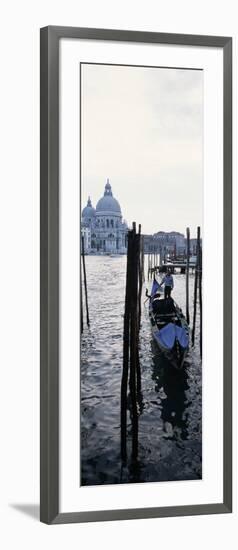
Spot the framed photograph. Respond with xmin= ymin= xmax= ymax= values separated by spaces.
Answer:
xmin=40 ymin=26 xmax=232 ymax=524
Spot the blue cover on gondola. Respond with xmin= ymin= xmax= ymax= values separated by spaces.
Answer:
xmin=175 ymin=325 xmax=189 ymax=348
xmin=158 ymin=323 xmax=176 ymax=349
xmin=158 ymin=323 xmax=188 ymax=350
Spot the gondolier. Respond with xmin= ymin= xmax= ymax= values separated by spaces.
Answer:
xmin=161 ymin=271 xmax=174 ymax=299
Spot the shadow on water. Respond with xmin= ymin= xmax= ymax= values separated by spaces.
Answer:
xmin=81 ymin=257 xmax=202 ymax=486
xmin=150 ymin=339 xmax=189 ymax=442
xmin=121 ymin=338 xmax=191 ymax=484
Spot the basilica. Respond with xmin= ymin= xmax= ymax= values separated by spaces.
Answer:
xmin=81 ymin=179 xmax=128 ymax=254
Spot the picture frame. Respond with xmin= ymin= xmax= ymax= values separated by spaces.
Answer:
xmin=40 ymin=25 xmax=232 ymax=524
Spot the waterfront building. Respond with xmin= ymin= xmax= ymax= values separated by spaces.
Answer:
xmin=153 ymin=231 xmax=185 ymax=254
xmin=143 ymin=231 xmax=185 ymax=255
xmin=81 ymin=179 xmax=128 ymax=254
xmin=143 ymin=234 xmax=159 ymax=253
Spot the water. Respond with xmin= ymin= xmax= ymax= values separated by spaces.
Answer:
xmin=81 ymin=256 xmax=202 ymax=485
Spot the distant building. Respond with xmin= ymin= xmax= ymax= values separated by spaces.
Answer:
xmin=81 ymin=179 xmax=128 ymax=254
xmin=153 ymin=231 xmax=185 ymax=254
xmin=143 ymin=234 xmax=156 ymax=253
xmin=143 ymin=231 xmax=185 ymax=255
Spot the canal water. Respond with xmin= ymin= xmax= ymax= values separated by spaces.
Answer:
xmin=81 ymin=255 xmax=202 ymax=485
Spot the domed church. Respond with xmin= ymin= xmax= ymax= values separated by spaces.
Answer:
xmin=81 ymin=179 xmax=128 ymax=254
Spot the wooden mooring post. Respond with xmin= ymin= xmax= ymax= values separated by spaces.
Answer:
xmin=121 ymin=230 xmax=132 ymax=462
xmin=141 ymin=235 xmax=145 ymax=283
xmin=192 ymin=227 xmax=200 ymax=346
xmin=81 ymin=235 xmax=90 ymax=327
xmin=121 ymin=222 xmax=143 ymax=462
xmin=129 ymin=225 xmax=140 ymax=460
xmin=199 ymin=243 xmax=202 ymax=358
xmin=190 ymin=226 xmax=202 ymax=358
xmin=186 ymin=227 xmax=190 ymax=325
xmin=138 ymin=226 xmax=144 ymax=326
xmin=80 ymin=264 xmax=84 ymax=334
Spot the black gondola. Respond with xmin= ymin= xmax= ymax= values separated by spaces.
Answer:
xmin=147 ymin=282 xmax=189 ymax=369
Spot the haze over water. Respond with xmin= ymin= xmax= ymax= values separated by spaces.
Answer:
xmin=81 ymin=256 xmax=202 ymax=485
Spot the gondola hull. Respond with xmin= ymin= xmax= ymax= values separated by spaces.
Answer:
xmin=149 ymin=299 xmax=189 ymax=370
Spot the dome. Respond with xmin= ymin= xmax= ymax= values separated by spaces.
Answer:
xmin=82 ymin=197 xmax=96 ymax=218
xmin=96 ymin=179 xmax=121 ymax=214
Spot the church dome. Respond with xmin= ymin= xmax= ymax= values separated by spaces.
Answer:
xmin=96 ymin=179 xmax=121 ymax=214
xmin=82 ymin=197 xmax=96 ymax=218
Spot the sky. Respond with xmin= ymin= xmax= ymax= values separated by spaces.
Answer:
xmin=81 ymin=63 xmax=203 ymax=237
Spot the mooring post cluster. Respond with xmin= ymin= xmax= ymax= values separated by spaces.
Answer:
xmin=121 ymin=222 xmax=144 ymax=462
xmin=147 ymin=250 xmax=157 ymax=280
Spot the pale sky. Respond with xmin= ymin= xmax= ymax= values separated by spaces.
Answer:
xmin=81 ymin=63 xmax=203 ymax=237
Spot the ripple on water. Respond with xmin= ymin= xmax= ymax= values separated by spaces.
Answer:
xmin=81 ymin=256 xmax=202 ymax=485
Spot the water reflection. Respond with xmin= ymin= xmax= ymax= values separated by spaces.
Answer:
xmin=150 ymin=340 xmax=189 ymax=441
xmin=120 ymin=339 xmax=190 ymax=483
xmin=81 ymin=256 xmax=202 ymax=485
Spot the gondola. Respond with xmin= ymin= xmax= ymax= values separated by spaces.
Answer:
xmin=147 ymin=280 xmax=189 ymax=369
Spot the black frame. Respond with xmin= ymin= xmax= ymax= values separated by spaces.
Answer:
xmin=40 ymin=26 xmax=232 ymax=524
